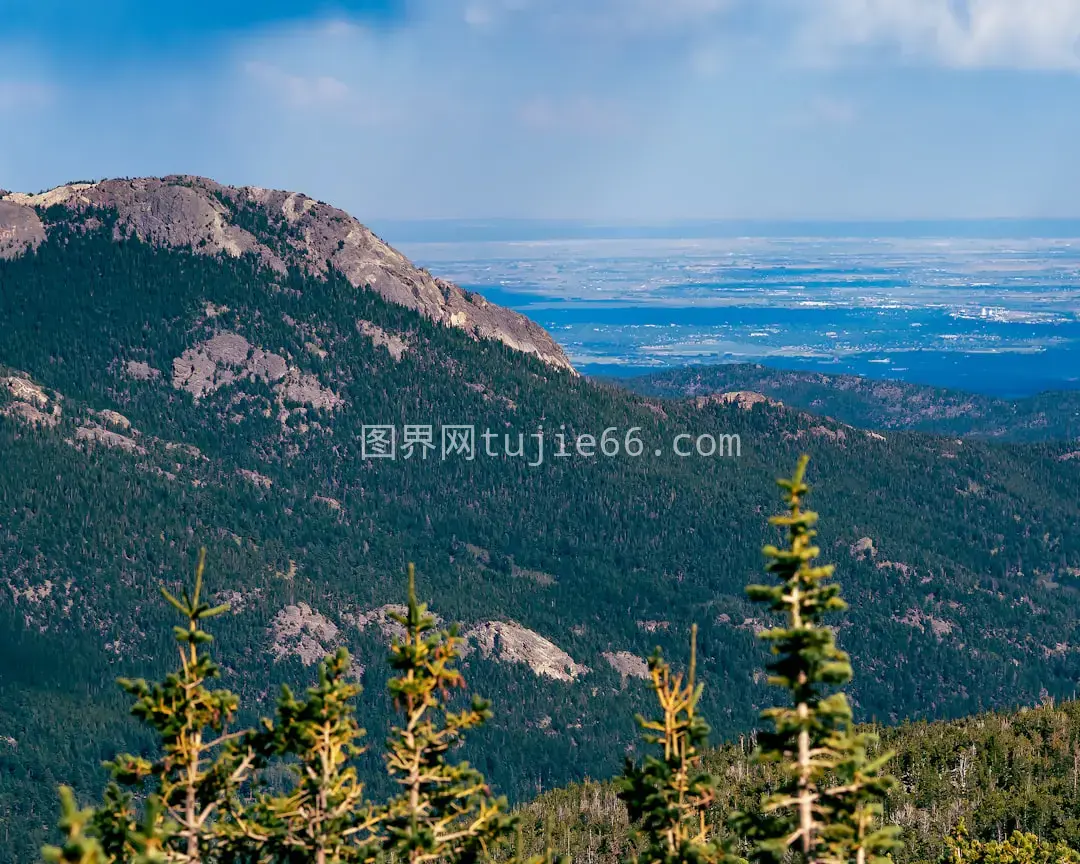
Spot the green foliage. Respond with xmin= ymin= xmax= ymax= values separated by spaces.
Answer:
xmin=625 ymin=364 xmax=1080 ymax=443
xmin=381 ymin=564 xmax=514 ymax=864
xmin=941 ymin=820 xmax=1080 ymax=863
xmin=42 ymin=788 xmax=106 ymax=864
xmin=41 ymin=556 xmax=515 ymax=864
xmin=233 ymin=649 xmax=381 ymax=864
xmin=31 ymin=458 xmax=1080 ymax=864
xmin=3 ymin=221 xmax=1080 ymax=863
xmin=83 ymin=547 xmax=257 ymax=863
xmin=733 ymin=456 xmax=900 ymax=864
xmin=618 ymin=626 xmax=741 ymax=864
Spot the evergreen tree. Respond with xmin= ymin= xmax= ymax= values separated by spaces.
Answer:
xmin=42 ymin=788 xmax=107 ymax=864
xmin=618 ymin=625 xmax=742 ymax=864
xmin=380 ymin=563 xmax=515 ymax=864
xmin=230 ymin=648 xmax=382 ymax=864
xmin=941 ymin=820 xmax=1080 ymax=863
xmin=732 ymin=456 xmax=900 ymax=864
xmin=44 ymin=549 xmax=261 ymax=864
xmin=110 ymin=549 xmax=257 ymax=863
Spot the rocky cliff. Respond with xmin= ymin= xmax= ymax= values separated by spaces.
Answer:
xmin=0 ymin=176 xmax=574 ymax=372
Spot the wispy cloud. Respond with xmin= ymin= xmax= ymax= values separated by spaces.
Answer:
xmin=465 ymin=0 xmax=1080 ymax=72
xmin=243 ymin=61 xmax=352 ymax=107
xmin=795 ymin=0 xmax=1080 ymax=71
xmin=463 ymin=0 xmax=735 ymax=36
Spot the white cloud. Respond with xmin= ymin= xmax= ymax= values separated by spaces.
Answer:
xmin=464 ymin=0 xmax=734 ymax=35
xmin=796 ymin=0 xmax=1080 ymax=71
xmin=243 ymin=61 xmax=351 ymax=107
xmin=464 ymin=0 xmax=1080 ymax=71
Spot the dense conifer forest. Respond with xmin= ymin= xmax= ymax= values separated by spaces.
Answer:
xmin=2 ymin=206 xmax=1080 ymax=862
xmin=623 ymin=365 xmax=1080 ymax=443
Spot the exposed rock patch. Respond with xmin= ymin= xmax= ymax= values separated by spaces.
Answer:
xmin=2 ymin=401 xmax=60 ymax=427
xmin=357 ymin=320 xmax=409 ymax=361
xmin=164 ymin=441 xmax=206 ymax=460
xmin=95 ymin=409 xmax=132 ymax=430
xmin=277 ymin=367 xmax=343 ymax=411
xmin=347 ymin=604 xmax=416 ymax=642
xmin=1 ymin=374 xmax=62 ymax=428
xmin=464 ymin=381 xmax=517 ymax=412
xmin=269 ymin=603 xmax=340 ymax=666
xmin=123 ymin=360 xmax=162 ymax=381
xmin=736 ymin=617 xmax=768 ymax=635
xmin=237 ymin=469 xmax=272 ymax=489
xmin=809 ymin=425 xmax=847 ymax=442
xmin=172 ymin=333 xmax=259 ymax=398
xmin=171 ymin=331 xmax=341 ymax=410
xmin=602 ymin=651 xmax=649 ymax=682
xmin=0 ymin=200 xmax=47 ymax=259
xmin=2 ymin=374 xmax=51 ymax=407
xmin=2 ymin=177 xmax=574 ymax=372
xmin=695 ymin=391 xmax=777 ymax=410
xmin=73 ymin=423 xmax=146 ymax=455
xmin=877 ymin=560 xmax=914 ymax=577
xmin=213 ymin=588 xmax=262 ymax=615
xmin=850 ymin=537 xmax=877 ymax=561
xmin=463 ymin=621 xmax=589 ymax=682
xmin=893 ymin=608 xmax=955 ymax=638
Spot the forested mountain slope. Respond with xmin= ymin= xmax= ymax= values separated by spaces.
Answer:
xmin=624 ymin=364 xmax=1080 ymax=442
xmin=518 ymin=698 xmax=1080 ymax=864
xmin=1 ymin=193 xmax=1079 ymax=862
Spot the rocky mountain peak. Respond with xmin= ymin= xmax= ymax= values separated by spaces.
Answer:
xmin=0 ymin=176 xmax=575 ymax=373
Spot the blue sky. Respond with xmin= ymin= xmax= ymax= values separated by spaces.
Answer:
xmin=2 ymin=0 xmax=1079 ymax=220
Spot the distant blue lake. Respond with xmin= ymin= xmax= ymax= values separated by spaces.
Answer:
xmin=386 ymin=228 xmax=1080 ymax=398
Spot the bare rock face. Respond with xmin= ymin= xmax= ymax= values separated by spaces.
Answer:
xmin=237 ymin=468 xmax=273 ymax=489
xmin=1 ymin=177 xmax=575 ymax=372
xmin=462 ymin=620 xmax=589 ymax=682
xmin=1 ymin=373 xmax=62 ymax=427
xmin=269 ymin=602 xmax=340 ymax=665
xmin=0 ymin=201 xmax=46 ymax=260
xmin=122 ymin=360 xmax=162 ymax=381
xmin=357 ymin=320 xmax=409 ymax=361
xmin=602 ymin=650 xmax=649 ymax=682
xmin=347 ymin=604 xmax=413 ymax=643
xmin=850 ymin=537 xmax=877 ymax=561
xmin=73 ymin=423 xmax=147 ymax=455
xmin=695 ymin=391 xmax=777 ymax=410
xmin=170 ymin=331 xmax=341 ymax=410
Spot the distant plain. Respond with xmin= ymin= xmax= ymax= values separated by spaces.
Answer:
xmin=385 ymin=220 xmax=1080 ymax=397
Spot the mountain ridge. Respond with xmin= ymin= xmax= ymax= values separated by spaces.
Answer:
xmin=623 ymin=363 xmax=1080 ymax=442
xmin=0 ymin=175 xmax=574 ymax=373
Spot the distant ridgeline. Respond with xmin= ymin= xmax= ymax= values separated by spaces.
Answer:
xmin=1 ymin=185 xmax=1080 ymax=863
xmin=622 ymin=364 xmax=1080 ymax=443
